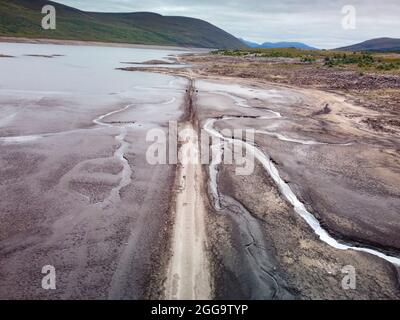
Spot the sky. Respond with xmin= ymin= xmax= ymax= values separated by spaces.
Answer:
xmin=54 ymin=0 xmax=400 ymax=49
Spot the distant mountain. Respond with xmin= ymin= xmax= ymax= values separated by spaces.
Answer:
xmin=337 ymin=38 xmax=400 ymax=52
xmin=258 ymin=42 xmax=317 ymax=50
xmin=238 ymin=38 xmax=260 ymax=48
xmin=0 ymin=0 xmax=244 ymax=49
xmin=239 ymin=38 xmax=317 ymax=50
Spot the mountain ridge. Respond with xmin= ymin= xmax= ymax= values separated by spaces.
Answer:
xmin=337 ymin=37 xmax=400 ymax=52
xmin=0 ymin=0 xmax=245 ymax=49
xmin=239 ymin=38 xmax=317 ymax=50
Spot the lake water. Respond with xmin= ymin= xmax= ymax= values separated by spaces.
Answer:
xmin=0 ymin=42 xmax=189 ymax=136
xmin=0 ymin=42 xmax=189 ymax=93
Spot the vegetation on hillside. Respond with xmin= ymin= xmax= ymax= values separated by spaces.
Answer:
xmin=0 ymin=0 xmax=244 ymax=48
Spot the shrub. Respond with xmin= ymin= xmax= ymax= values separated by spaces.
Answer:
xmin=376 ymin=63 xmax=399 ymax=71
xmin=301 ymin=56 xmax=316 ymax=63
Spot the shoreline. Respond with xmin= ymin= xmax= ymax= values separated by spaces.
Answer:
xmin=0 ymin=36 xmax=209 ymax=52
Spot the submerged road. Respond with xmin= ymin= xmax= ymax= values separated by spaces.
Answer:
xmin=165 ymin=79 xmax=211 ymax=300
xmin=165 ymin=121 xmax=211 ymax=299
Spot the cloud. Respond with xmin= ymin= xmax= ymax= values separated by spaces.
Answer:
xmin=54 ymin=0 xmax=400 ymax=48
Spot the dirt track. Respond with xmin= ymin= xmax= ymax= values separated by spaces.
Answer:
xmin=165 ymin=121 xmax=211 ymax=300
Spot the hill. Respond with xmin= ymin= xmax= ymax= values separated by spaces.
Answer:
xmin=337 ymin=38 xmax=400 ymax=52
xmin=0 ymin=0 xmax=244 ymax=49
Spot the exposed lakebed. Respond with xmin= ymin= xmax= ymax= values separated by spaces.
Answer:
xmin=0 ymin=42 xmax=190 ymax=299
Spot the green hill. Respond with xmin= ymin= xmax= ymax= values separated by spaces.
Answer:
xmin=0 ymin=0 xmax=244 ymax=49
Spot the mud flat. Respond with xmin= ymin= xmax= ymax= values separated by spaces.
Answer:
xmin=194 ymin=78 xmax=400 ymax=299
xmin=0 ymin=42 xmax=189 ymax=299
xmin=213 ymin=160 xmax=400 ymax=299
xmin=198 ymin=81 xmax=400 ymax=252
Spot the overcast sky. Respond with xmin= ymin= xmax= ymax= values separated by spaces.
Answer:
xmin=54 ymin=0 xmax=400 ymax=49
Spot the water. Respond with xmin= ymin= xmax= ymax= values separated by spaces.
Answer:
xmin=0 ymin=42 xmax=189 ymax=94
xmin=0 ymin=42 xmax=189 ymax=137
